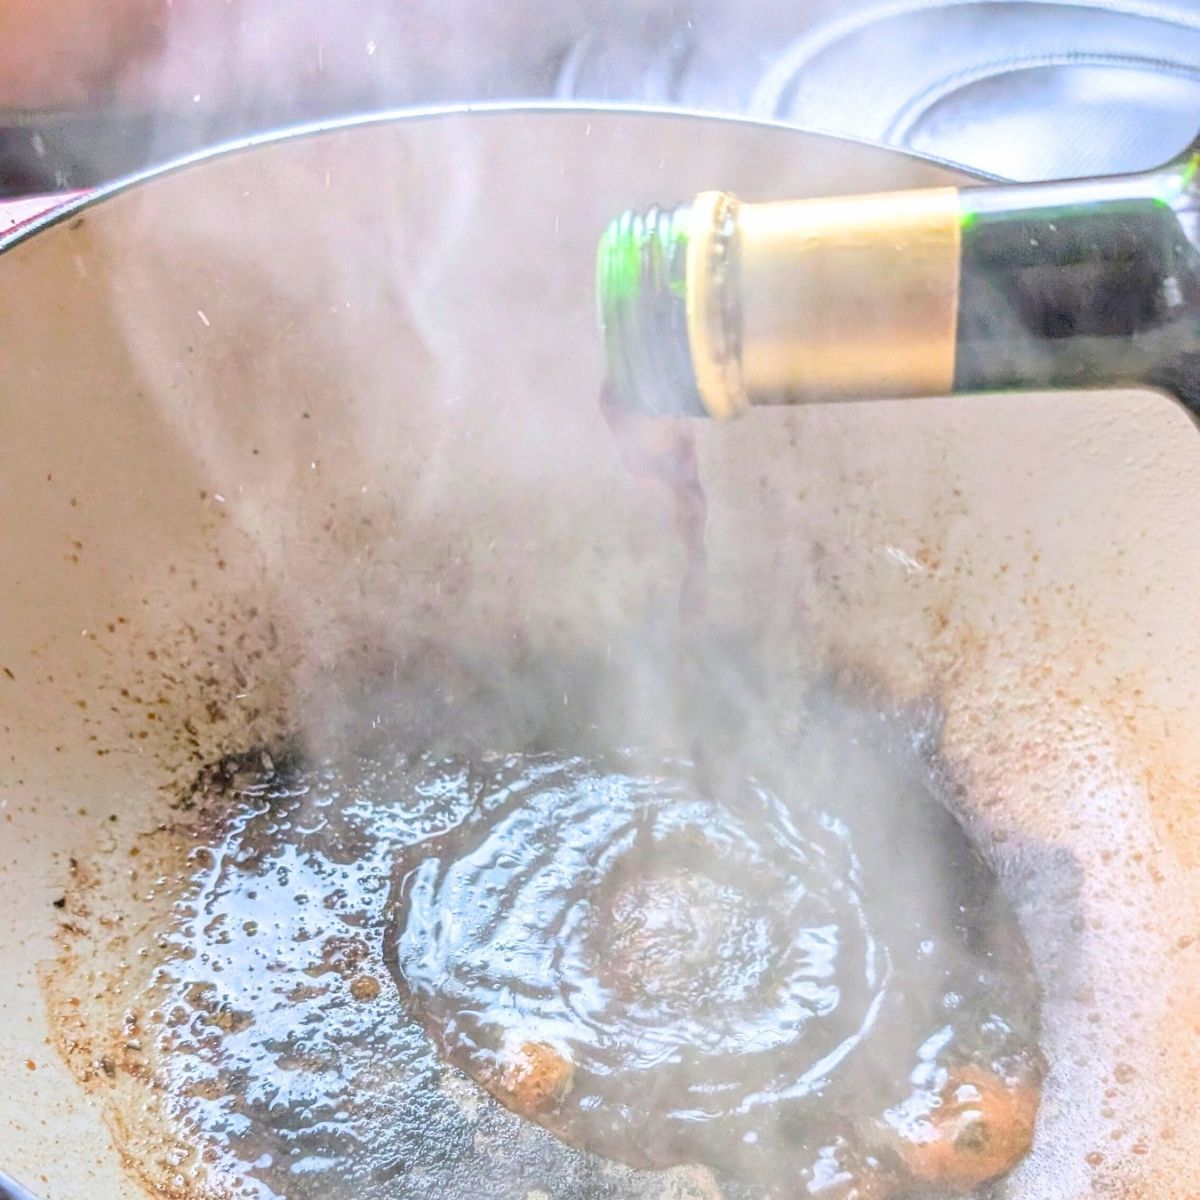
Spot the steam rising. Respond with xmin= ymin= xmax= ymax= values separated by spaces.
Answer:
xmin=16 ymin=93 xmax=1200 ymax=1200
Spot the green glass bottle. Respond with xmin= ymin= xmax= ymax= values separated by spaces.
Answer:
xmin=597 ymin=142 xmax=1200 ymax=421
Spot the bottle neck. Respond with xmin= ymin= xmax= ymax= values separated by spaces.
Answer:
xmin=598 ymin=152 xmax=1200 ymax=419
xmin=596 ymin=204 xmax=708 ymax=418
xmin=954 ymin=161 xmax=1200 ymax=409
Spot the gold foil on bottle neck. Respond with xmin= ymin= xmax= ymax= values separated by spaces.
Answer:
xmin=686 ymin=191 xmax=746 ymax=420
xmin=685 ymin=186 xmax=962 ymax=417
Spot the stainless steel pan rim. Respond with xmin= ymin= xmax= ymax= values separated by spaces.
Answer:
xmin=0 ymin=1170 xmax=41 ymax=1200
xmin=0 ymin=100 xmax=997 ymax=255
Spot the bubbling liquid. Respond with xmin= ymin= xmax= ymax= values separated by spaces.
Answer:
xmin=386 ymin=703 xmax=1044 ymax=1196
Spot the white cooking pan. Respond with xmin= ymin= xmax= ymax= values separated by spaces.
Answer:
xmin=2 ymin=108 xmax=1198 ymax=1200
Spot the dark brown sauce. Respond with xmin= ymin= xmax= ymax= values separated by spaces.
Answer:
xmin=383 ymin=698 xmax=1043 ymax=1198
xmin=50 ymin=737 xmax=737 ymax=1200
xmin=47 ymin=668 xmax=1044 ymax=1200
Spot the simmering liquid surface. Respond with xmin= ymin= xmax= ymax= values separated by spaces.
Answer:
xmin=387 ymin=705 xmax=1043 ymax=1195
xmin=45 ymin=676 xmax=1042 ymax=1200
xmin=48 ymin=738 xmax=703 ymax=1200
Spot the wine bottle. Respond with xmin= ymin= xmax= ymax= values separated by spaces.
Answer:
xmin=597 ymin=142 xmax=1200 ymax=420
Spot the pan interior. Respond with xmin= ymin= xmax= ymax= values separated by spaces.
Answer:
xmin=5 ymin=111 xmax=1200 ymax=1200
xmin=46 ymin=634 xmax=1044 ymax=1200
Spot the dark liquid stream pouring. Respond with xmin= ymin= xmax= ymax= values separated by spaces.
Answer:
xmin=598 ymin=385 xmax=710 ymax=624
xmin=384 ymin=390 xmax=1045 ymax=1196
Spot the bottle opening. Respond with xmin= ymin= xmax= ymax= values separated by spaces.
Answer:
xmin=596 ymin=204 xmax=707 ymax=418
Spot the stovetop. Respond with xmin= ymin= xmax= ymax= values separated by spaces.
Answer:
xmin=3 ymin=1 xmax=1200 ymax=191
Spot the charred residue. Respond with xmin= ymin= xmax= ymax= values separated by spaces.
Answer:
xmin=42 ymin=658 xmax=1049 ymax=1200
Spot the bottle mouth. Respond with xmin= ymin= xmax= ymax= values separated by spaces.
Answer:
xmin=596 ymin=203 xmax=708 ymax=417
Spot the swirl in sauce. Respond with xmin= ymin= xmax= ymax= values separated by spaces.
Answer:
xmin=387 ymin=707 xmax=1044 ymax=1196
